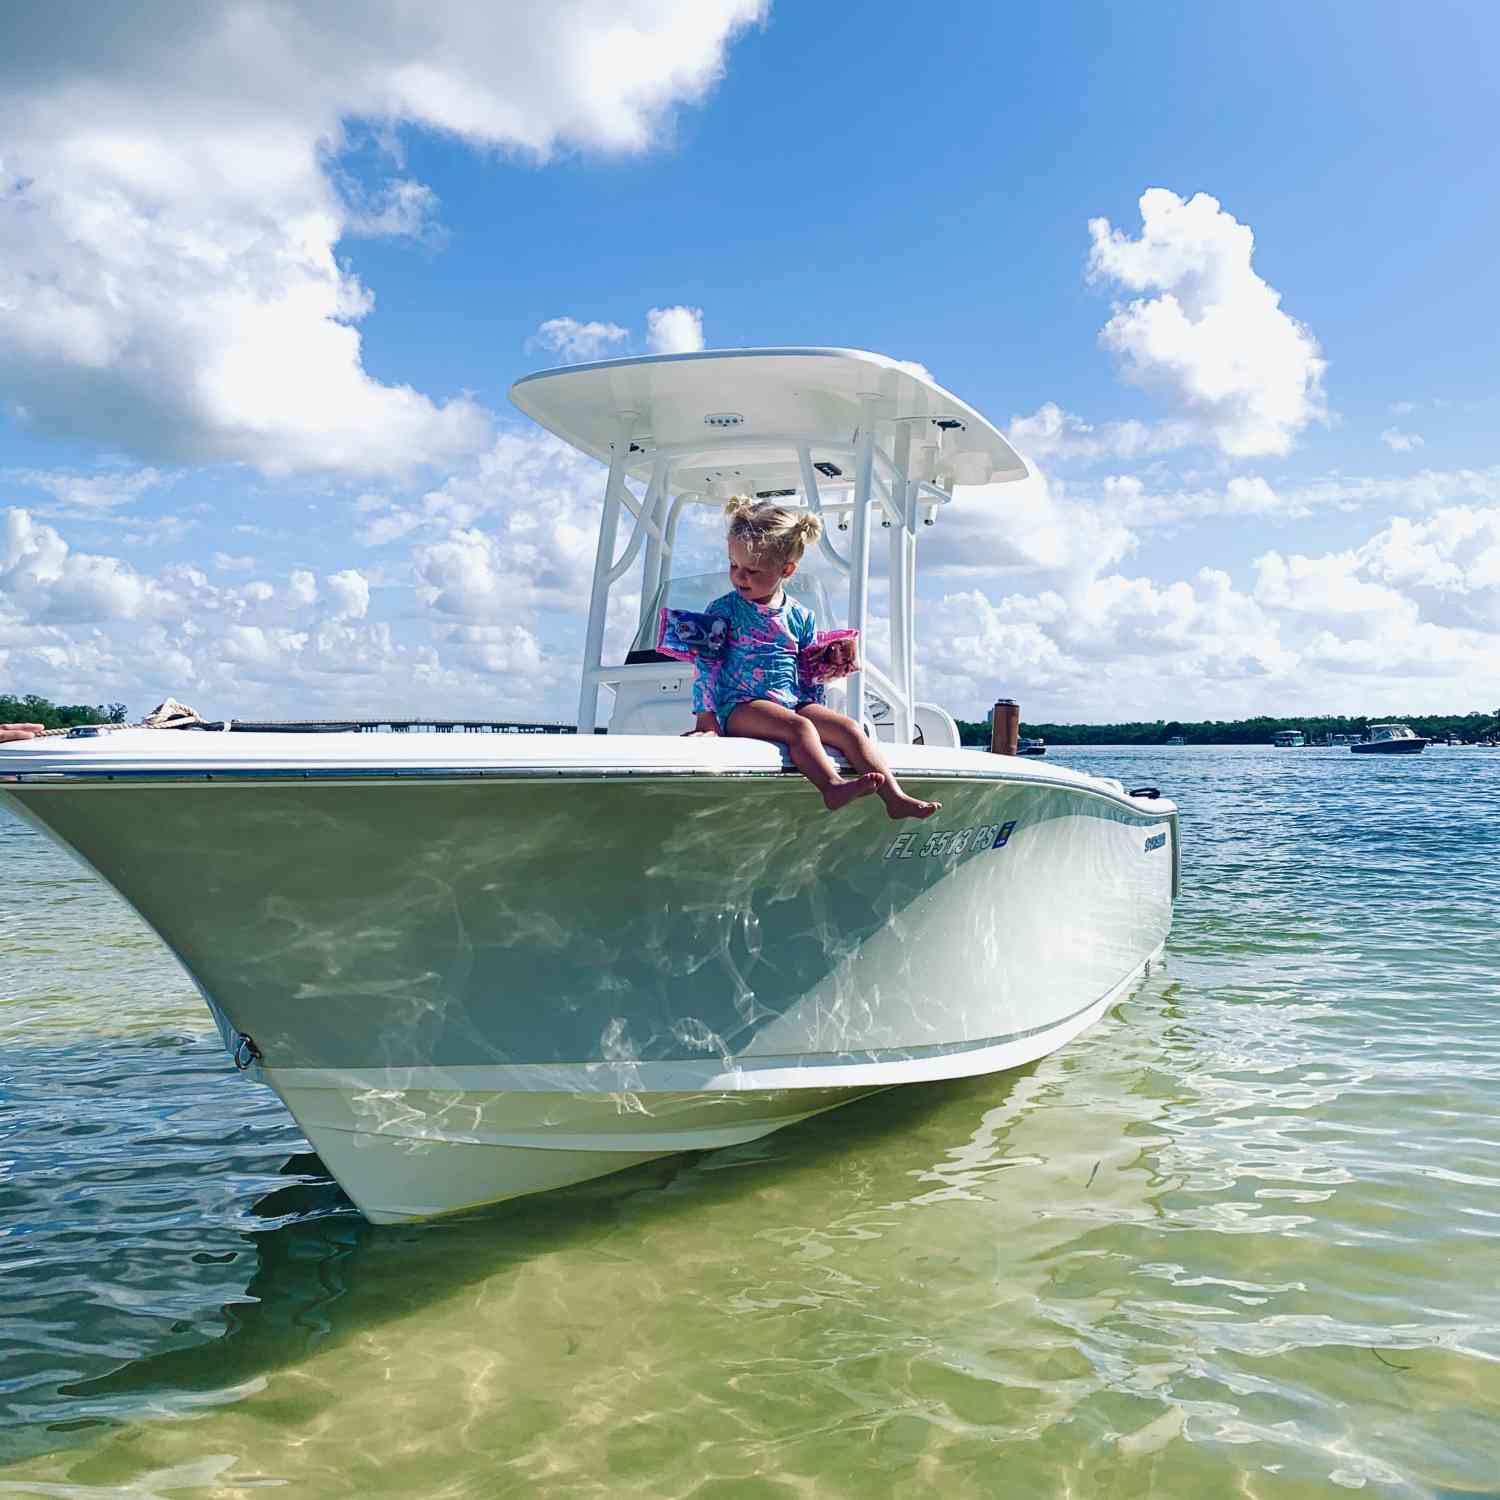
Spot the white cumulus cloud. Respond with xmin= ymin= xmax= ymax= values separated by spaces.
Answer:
xmin=0 ymin=2 xmax=764 ymax=476
xmin=1381 ymin=427 xmax=1425 ymax=452
xmin=645 ymin=305 xmax=705 ymax=354
xmin=1 ymin=507 xmax=176 ymax=623
xmin=4 ymin=467 xmax=173 ymax=513
xmin=0 ymin=506 xmax=466 ymax=715
xmin=1255 ymin=550 xmax=1416 ymax=621
xmin=7 ymin=488 xmax=1500 ymax=726
xmin=1007 ymin=402 xmax=1192 ymax=465
xmin=528 ymin=318 xmax=632 ymax=364
xmin=529 ymin=302 xmax=706 ymax=364
xmin=325 ymin=568 xmax=371 ymax=619
xmin=287 ymin=569 xmax=319 ymax=608
xmin=924 ymin=469 xmax=1137 ymax=590
xmin=1087 ymin=189 xmax=1327 ymax=458
xmin=1346 ymin=506 xmax=1500 ymax=632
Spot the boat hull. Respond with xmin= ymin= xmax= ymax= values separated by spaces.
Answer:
xmin=3 ymin=749 xmax=1175 ymax=1222
xmin=1350 ymin=740 xmax=1427 ymax=754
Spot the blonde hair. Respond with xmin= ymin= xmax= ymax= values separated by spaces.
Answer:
xmin=724 ymin=496 xmax=823 ymax=567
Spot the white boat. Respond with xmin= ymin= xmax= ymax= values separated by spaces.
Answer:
xmin=1272 ymin=729 xmax=1306 ymax=748
xmin=0 ymin=348 xmax=1178 ymax=1224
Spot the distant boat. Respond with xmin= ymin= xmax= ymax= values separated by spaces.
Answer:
xmin=1166 ymin=735 xmax=1185 ymax=746
xmin=1018 ymin=736 xmax=1046 ymax=756
xmin=1272 ymin=729 xmax=1306 ymax=748
xmin=1351 ymin=723 xmax=1427 ymax=755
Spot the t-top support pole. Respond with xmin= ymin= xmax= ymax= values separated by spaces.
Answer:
xmin=637 ymin=455 xmax=672 ymax=627
xmin=797 ymin=445 xmax=850 ymax=575
xmin=576 ymin=410 xmax=638 ymax=734
xmin=908 ymin=434 xmax=937 ymax=726
xmin=845 ymin=395 xmax=880 ymax=730
xmin=886 ymin=420 xmax=913 ymax=743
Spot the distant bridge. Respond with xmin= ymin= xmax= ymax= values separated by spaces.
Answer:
xmin=215 ymin=718 xmax=590 ymax=735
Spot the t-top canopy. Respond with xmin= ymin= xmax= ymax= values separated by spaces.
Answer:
xmin=509 ymin=347 xmax=1028 ymax=493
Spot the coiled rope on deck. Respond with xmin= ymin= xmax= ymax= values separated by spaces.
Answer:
xmin=36 ymin=698 xmax=205 ymax=739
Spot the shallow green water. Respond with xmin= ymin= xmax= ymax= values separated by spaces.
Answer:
xmin=2 ymin=746 xmax=1497 ymax=1498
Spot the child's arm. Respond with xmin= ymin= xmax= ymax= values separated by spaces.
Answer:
xmin=794 ymin=607 xmax=831 ymax=704
xmin=683 ymin=604 xmax=727 ymax=735
xmin=683 ymin=665 xmax=718 ymax=734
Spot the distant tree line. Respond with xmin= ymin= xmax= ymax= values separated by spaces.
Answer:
xmin=6 ymin=693 xmax=1498 ymax=747
xmin=0 ymin=694 xmax=128 ymax=730
xmin=955 ymin=711 xmax=1500 ymax=747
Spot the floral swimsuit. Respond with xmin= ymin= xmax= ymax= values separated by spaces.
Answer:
xmin=691 ymin=590 xmax=827 ymax=732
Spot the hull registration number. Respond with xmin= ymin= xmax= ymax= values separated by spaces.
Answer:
xmin=885 ymin=820 xmax=1018 ymax=861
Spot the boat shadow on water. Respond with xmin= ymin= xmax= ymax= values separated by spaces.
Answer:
xmin=19 ymin=1046 xmax=1039 ymax=1463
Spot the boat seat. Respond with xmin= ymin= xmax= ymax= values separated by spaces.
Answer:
xmin=609 ymin=666 xmax=695 ymax=736
xmin=913 ymin=703 xmax=961 ymax=749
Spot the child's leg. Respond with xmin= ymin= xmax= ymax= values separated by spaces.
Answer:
xmin=796 ymin=704 xmax=941 ymax=821
xmin=725 ymin=700 xmax=883 ymax=812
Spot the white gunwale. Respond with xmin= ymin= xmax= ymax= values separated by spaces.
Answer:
xmin=1 ymin=729 xmax=1169 ymax=820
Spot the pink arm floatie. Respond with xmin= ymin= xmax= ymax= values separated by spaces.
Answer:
xmin=799 ymin=628 xmax=859 ymax=684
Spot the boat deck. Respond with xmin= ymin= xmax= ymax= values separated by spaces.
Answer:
xmin=1 ymin=729 xmax=1166 ymax=813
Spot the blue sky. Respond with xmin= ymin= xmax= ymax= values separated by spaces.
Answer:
xmin=2 ymin=1 xmax=1497 ymax=724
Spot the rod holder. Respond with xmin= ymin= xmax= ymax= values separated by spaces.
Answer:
xmin=990 ymin=698 xmax=1019 ymax=757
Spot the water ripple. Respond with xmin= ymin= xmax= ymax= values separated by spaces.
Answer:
xmin=1 ymin=746 xmax=1498 ymax=1496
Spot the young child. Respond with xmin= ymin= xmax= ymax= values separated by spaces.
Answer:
xmin=684 ymin=497 xmax=940 ymax=820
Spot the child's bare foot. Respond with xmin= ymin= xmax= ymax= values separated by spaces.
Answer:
xmin=823 ymin=772 xmax=884 ymax=812
xmin=882 ymin=789 xmax=941 ymax=821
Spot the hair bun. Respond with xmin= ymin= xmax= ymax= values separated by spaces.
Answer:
xmin=724 ymin=496 xmax=822 ymax=566
xmin=793 ymin=512 xmax=824 ymax=548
